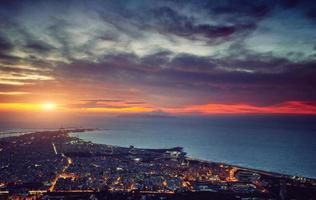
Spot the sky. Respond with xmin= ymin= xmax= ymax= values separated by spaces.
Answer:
xmin=0 ymin=0 xmax=316 ymax=118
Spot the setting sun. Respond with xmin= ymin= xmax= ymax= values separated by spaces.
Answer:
xmin=42 ymin=102 xmax=57 ymax=111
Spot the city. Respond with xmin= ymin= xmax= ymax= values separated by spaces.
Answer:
xmin=1 ymin=129 xmax=315 ymax=199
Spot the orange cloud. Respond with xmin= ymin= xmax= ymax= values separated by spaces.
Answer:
xmin=0 ymin=103 xmax=40 ymax=112
xmin=0 ymin=103 xmax=61 ymax=112
xmin=0 ymin=92 xmax=30 ymax=95
xmin=163 ymin=101 xmax=316 ymax=115
xmin=0 ymin=102 xmax=154 ymax=114
xmin=82 ymin=106 xmax=155 ymax=113
xmin=1 ymin=101 xmax=315 ymax=115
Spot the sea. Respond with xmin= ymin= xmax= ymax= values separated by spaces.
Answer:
xmin=2 ymin=115 xmax=316 ymax=178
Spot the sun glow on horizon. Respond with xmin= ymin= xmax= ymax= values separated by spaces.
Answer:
xmin=42 ymin=102 xmax=57 ymax=111
xmin=0 ymin=101 xmax=315 ymax=115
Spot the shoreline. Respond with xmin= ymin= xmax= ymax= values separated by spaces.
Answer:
xmin=70 ymin=128 xmax=316 ymax=180
xmin=1 ymin=127 xmax=315 ymax=180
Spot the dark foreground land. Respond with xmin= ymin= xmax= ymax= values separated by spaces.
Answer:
xmin=0 ymin=129 xmax=316 ymax=200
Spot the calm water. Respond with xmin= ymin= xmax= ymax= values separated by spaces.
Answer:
xmin=70 ymin=116 xmax=316 ymax=178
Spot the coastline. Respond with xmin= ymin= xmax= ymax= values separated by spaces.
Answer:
xmin=1 ymin=128 xmax=315 ymax=180
xmin=70 ymin=128 xmax=316 ymax=180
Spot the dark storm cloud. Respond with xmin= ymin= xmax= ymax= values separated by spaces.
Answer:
xmin=0 ymin=31 xmax=16 ymax=63
xmin=24 ymin=41 xmax=55 ymax=53
xmin=140 ymin=51 xmax=171 ymax=68
xmin=0 ymin=35 xmax=13 ymax=53
xmin=0 ymin=14 xmax=59 ymax=67
xmin=95 ymin=1 xmax=261 ymax=46
xmin=276 ymin=0 xmax=316 ymax=23
xmin=48 ymin=48 xmax=315 ymax=106
xmin=138 ymin=6 xmax=259 ymax=45
xmin=0 ymin=54 xmax=19 ymax=63
xmin=167 ymin=53 xmax=216 ymax=72
xmin=149 ymin=7 xmax=237 ymax=39
xmin=210 ymin=1 xmax=273 ymax=18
